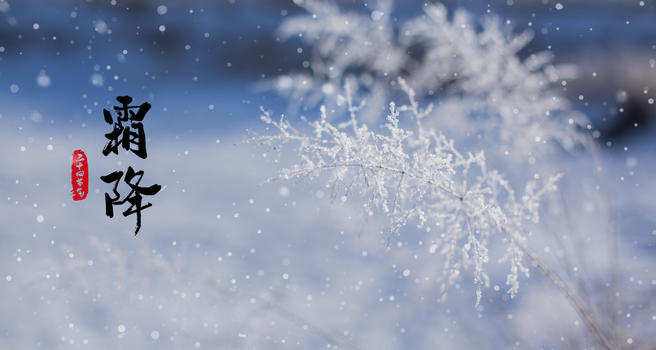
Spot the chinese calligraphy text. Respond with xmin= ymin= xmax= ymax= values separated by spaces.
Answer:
xmin=102 ymin=95 xmax=151 ymax=159
xmin=101 ymin=96 xmax=161 ymax=235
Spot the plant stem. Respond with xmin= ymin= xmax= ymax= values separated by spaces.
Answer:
xmin=504 ymin=228 xmax=616 ymax=350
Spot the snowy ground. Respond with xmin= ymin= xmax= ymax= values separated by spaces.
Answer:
xmin=1 ymin=97 xmax=654 ymax=349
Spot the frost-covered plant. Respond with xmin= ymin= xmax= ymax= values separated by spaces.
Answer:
xmin=264 ymin=1 xmax=617 ymax=348
xmin=275 ymin=0 xmax=588 ymax=159
xmin=256 ymin=80 xmax=614 ymax=349
xmin=259 ymin=80 xmax=560 ymax=304
xmin=276 ymin=0 xmax=401 ymax=122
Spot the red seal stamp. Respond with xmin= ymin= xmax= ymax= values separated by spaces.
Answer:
xmin=71 ymin=149 xmax=89 ymax=201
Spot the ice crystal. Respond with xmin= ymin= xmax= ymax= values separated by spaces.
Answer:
xmin=258 ymin=81 xmax=561 ymax=303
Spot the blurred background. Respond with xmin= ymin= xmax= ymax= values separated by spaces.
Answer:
xmin=0 ymin=0 xmax=654 ymax=349
xmin=1 ymin=0 xmax=655 ymax=136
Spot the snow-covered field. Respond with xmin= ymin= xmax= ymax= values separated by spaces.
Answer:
xmin=1 ymin=107 xmax=654 ymax=349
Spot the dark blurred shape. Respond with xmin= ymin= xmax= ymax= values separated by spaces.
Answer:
xmin=602 ymin=97 xmax=652 ymax=143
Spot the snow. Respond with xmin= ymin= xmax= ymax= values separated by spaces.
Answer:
xmin=0 ymin=0 xmax=654 ymax=349
xmin=156 ymin=5 xmax=168 ymax=16
xmin=36 ymin=72 xmax=51 ymax=88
